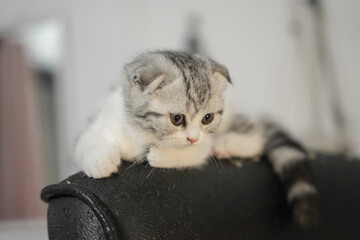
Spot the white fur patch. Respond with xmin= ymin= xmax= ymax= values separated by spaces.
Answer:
xmin=287 ymin=181 xmax=317 ymax=202
xmin=269 ymin=147 xmax=307 ymax=175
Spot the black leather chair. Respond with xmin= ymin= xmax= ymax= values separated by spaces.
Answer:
xmin=41 ymin=154 xmax=360 ymax=240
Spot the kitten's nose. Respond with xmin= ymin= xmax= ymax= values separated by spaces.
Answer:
xmin=187 ymin=137 xmax=198 ymax=144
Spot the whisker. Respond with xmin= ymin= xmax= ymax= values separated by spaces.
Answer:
xmin=229 ymin=156 xmax=243 ymax=168
xmin=146 ymin=168 xmax=155 ymax=179
xmin=217 ymin=157 xmax=224 ymax=169
xmin=122 ymin=159 xmax=143 ymax=174
xmin=211 ymin=154 xmax=220 ymax=169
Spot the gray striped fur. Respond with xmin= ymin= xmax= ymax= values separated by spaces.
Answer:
xmin=262 ymin=122 xmax=319 ymax=227
xmin=122 ymin=50 xmax=230 ymax=141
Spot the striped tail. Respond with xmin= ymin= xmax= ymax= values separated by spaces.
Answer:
xmin=263 ymin=122 xmax=319 ymax=228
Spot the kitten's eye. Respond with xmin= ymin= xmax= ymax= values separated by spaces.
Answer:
xmin=202 ymin=113 xmax=214 ymax=125
xmin=170 ymin=113 xmax=185 ymax=126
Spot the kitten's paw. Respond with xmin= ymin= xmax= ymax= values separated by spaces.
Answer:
xmin=214 ymin=151 xmax=231 ymax=159
xmin=147 ymin=145 xmax=210 ymax=168
xmin=146 ymin=147 xmax=164 ymax=168
xmin=292 ymin=195 xmax=320 ymax=228
xmin=80 ymin=146 xmax=121 ymax=178
xmin=213 ymin=132 xmax=264 ymax=159
xmin=212 ymin=135 xmax=231 ymax=159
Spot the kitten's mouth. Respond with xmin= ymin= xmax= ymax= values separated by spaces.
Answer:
xmin=188 ymin=140 xmax=201 ymax=147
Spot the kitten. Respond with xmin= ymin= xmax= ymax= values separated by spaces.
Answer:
xmin=74 ymin=50 xmax=318 ymax=227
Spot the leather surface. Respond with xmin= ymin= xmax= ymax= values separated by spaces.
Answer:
xmin=41 ymin=154 xmax=360 ymax=240
xmin=48 ymin=197 xmax=105 ymax=240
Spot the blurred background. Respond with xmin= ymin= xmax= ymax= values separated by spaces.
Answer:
xmin=0 ymin=0 xmax=359 ymax=238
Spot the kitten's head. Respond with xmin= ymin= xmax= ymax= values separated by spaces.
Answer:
xmin=122 ymin=51 xmax=231 ymax=148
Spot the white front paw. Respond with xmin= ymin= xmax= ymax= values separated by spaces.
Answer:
xmin=146 ymin=147 xmax=182 ymax=168
xmin=212 ymin=135 xmax=231 ymax=159
xmin=213 ymin=132 xmax=264 ymax=159
xmin=77 ymin=144 xmax=121 ymax=178
xmin=146 ymin=147 xmax=161 ymax=167
xmin=147 ymin=144 xmax=211 ymax=168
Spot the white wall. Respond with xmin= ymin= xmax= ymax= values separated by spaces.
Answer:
xmin=1 ymin=0 xmax=359 ymax=179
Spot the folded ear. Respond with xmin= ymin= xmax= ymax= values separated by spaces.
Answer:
xmin=124 ymin=58 xmax=168 ymax=94
xmin=209 ymin=59 xmax=231 ymax=93
xmin=210 ymin=59 xmax=231 ymax=84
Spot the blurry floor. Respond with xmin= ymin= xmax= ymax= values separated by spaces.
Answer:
xmin=0 ymin=218 xmax=47 ymax=240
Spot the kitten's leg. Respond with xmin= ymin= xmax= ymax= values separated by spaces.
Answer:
xmin=147 ymin=141 xmax=213 ymax=169
xmin=75 ymin=126 xmax=121 ymax=178
xmin=74 ymin=92 xmax=123 ymax=178
xmin=263 ymin=122 xmax=319 ymax=228
xmin=213 ymin=114 xmax=264 ymax=159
